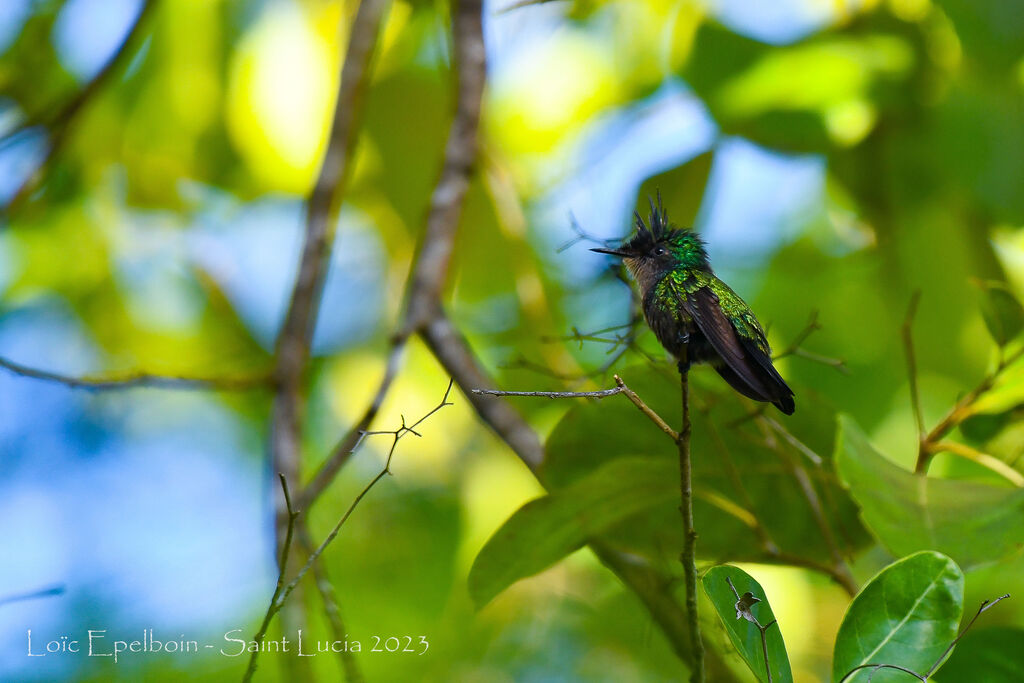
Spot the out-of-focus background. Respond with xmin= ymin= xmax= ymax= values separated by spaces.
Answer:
xmin=1 ymin=0 xmax=1022 ymax=680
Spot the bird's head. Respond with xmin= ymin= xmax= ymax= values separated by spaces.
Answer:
xmin=591 ymin=195 xmax=708 ymax=290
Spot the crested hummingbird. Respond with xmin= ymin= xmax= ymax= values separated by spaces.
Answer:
xmin=591 ymin=196 xmax=795 ymax=415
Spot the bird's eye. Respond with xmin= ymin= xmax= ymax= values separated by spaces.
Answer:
xmin=654 ymin=246 xmax=666 ymax=256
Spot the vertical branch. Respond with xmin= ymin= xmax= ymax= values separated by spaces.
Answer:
xmin=297 ymin=523 xmax=363 ymax=683
xmin=905 ymin=294 xmax=929 ymax=444
xmin=678 ymin=360 xmax=704 ymax=683
xmin=268 ymin=0 xmax=390 ymax=674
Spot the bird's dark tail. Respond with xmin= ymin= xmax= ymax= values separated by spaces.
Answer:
xmin=712 ymin=353 xmax=795 ymax=415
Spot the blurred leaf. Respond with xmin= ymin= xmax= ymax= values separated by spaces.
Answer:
xmin=935 ymin=627 xmax=1024 ymax=683
xmin=967 ymin=359 xmax=1024 ymax=416
xmin=544 ymin=365 xmax=869 ymax=566
xmin=974 ymin=280 xmax=1024 ymax=347
xmin=832 ymin=551 xmax=964 ymax=683
xmin=959 ymin=411 xmax=1011 ymax=445
xmin=702 ymin=565 xmax=793 ymax=683
xmin=637 ymin=151 xmax=714 ymax=227
xmin=835 ymin=415 xmax=1024 ymax=569
xmin=468 ymin=456 xmax=677 ymax=609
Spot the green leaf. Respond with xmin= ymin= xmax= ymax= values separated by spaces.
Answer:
xmin=976 ymin=280 xmax=1024 ymax=346
xmin=832 ymin=551 xmax=964 ymax=683
xmin=468 ymin=456 xmax=677 ymax=609
xmin=702 ymin=565 xmax=793 ymax=683
xmin=835 ymin=414 xmax=1024 ymax=569
xmin=544 ymin=364 xmax=869 ymax=566
xmin=935 ymin=627 xmax=1024 ymax=682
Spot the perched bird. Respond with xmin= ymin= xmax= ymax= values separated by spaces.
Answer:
xmin=591 ymin=196 xmax=795 ymax=415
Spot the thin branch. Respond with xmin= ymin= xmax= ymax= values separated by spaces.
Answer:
xmin=921 ymin=344 xmax=1024 ymax=450
xmin=0 ymin=355 xmax=272 ymax=391
xmin=756 ymin=419 xmax=857 ymax=594
xmin=266 ymin=0 xmax=389 ymax=667
xmin=678 ymin=361 xmax=704 ymax=683
xmin=242 ymin=474 xmax=299 ymax=683
xmin=837 ymin=593 xmax=1011 ymax=683
xmin=401 ymin=0 xmax=486 ymax=334
xmin=473 ymin=387 xmax=627 ymax=398
xmin=924 ymin=594 xmax=1011 ymax=677
xmin=772 ymin=310 xmax=848 ymax=373
xmin=3 ymin=0 xmax=159 ymax=213
xmin=616 ymin=374 xmax=679 ymax=440
xmin=903 ymin=292 xmax=926 ymax=441
xmin=246 ymin=381 xmax=454 ymax=679
xmin=296 ymin=522 xmax=363 ymax=683
xmin=0 ymin=584 xmax=65 ymax=608
xmin=927 ymin=441 xmax=1024 ymax=487
xmin=471 ymin=374 xmax=678 ymax=441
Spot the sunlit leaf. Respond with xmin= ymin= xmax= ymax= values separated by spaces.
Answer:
xmin=835 ymin=414 xmax=1024 ymax=568
xmin=703 ymin=565 xmax=793 ymax=683
xmin=468 ymin=456 xmax=678 ymax=609
xmin=832 ymin=551 xmax=964 ymax=683
xmin=974 ymin=280 xmax=1024 ymax=347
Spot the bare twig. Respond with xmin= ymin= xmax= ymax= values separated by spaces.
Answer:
xmin=3 ymin=0 xmax=159 ymax=213
xmin=756 ymin=420 xmax=857 ymax=594
xmin=903 ymin=292 xmax=926 ymax=440
xmin=924 ymin=594 xmax=1011 ymax=677
xmin=296 ymin=522 xmax=363 ymax=683
xmin=0 ymin=355 xmax=271 ymax=391
xmin=772 ymin=311 xmax=847 ymax=373
xmin=473 ymin=387 xmax=628 ymax=399
xmin=677 ymin=360 xmax=704 ymax=683
xmin=0 ymin=584 xmax=65 ymax=607
xmin=242 ymin=475 xmax=299 ymax=683
xmin=246 ymin=381 xmax=454 ymax=679
xmin=265 ymin=0 xmax=390 ymax=669
xmin=471 ymin=374 xmax=678 ymax=441
xmin=837 ymin=593 xmax=1011 ymax=683
xmin=907 ymin=293 xmax=1024 ymax=475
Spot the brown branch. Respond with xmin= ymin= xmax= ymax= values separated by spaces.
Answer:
xmin=756 ymin=419 xmax=858 ymax=595
xmin=678 ymin=361 xmax=704 ymax=683
xmin=401 ymin=0 xmax=486 ymax=334
xmin=246 ymin=382 xmax=453 ymax=679
xmin=907 ymin=292 xmax=1024 ymax=474
xmin=266 ymin=0 xmax=389 ymax=670
xmin=242 ymin=474 xmax=299 ymax=683
xmin=902 ymin=292 xmax=926 ymax=441
xmin=296 ymin=522 xmax=363 ymax=683
xmin=0 ymin=355 xmax=272 ymax=391
xmin=3 ymin=0 xmax=159 ymax=214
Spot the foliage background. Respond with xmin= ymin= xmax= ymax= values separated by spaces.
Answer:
xmin=0 ymin=0 xmax=1022 ymax=680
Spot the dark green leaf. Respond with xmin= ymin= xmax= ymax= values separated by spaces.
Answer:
xmin=835 ymin=414 xmax=1024 ymax=569
xmin=935 ymin=627 xmax=1024 ymax=683
xmin=468 ymin=456 xmax=677 ymax=609
xmin=703 ymin=565 xmax=793 ymax=683
xmin=976 ymin=280 xmax=1024 ymax=347
xmin=544 ymin=364 xmax=869 ymax=566
xmin=832 ymin=551 xmax=964 ymax=683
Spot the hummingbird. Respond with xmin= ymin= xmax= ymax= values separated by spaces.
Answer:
xmin=591 ymin=196 xmax=795 ymax=415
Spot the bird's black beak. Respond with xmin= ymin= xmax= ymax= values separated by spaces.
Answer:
xmin=590 ymin=246 xmax=632 ymax=258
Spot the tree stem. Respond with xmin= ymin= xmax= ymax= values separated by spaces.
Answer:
xmin=678 ymin=360 xmax=704 ymax=682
